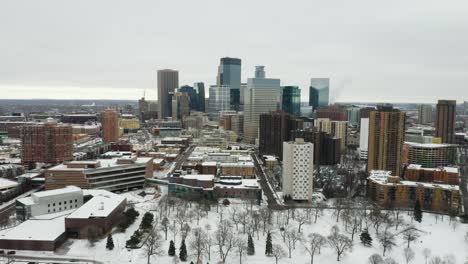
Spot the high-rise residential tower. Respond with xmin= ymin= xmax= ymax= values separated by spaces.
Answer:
xmin=102 ymin=109 xmax=120 ymax=143
xmin=315 ymin=118 xmax=348 ymax=151
xmin=194 ymin=82 xmax=206 ymax=112
xmin=310 ymin=78 xmax=330 ymax=107
xmin=281 ymin=86 xmax=301 ymax=117
xmin=435 ymin=100 xmax=456 ymax=144
xmin=217 ymin=57 xmax=241 ymax=111
xmin=157 ymin=69 xmax=179 ymax=119
xmin=243 ymin=66 xmax=281 ymax=144
xmin=21 ymin=118 xmax=73 ymax=168
xmin=368 ymin=104 xmax=406 ymax=176
xmin=417 ymin=104 xmax=433 ymax=124
xmin=259 ymin=111 xmax=303 ymax=159
xmin=171 ymin=91 xmax=190 ymax=121
xmin=282 ymin=138 xmax=314 ymax=201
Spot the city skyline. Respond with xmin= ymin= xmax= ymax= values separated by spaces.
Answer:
xmin=1 ymin=0 xmax=467 ymax=103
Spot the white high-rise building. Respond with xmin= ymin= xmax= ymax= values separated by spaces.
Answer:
xmin=282 ymin=138 xmax=314 ymax=201
xmin=208 ymin=85 xmax=231 ymax=120
xmin=243 ymin=66 xmax=281 ymax=144
xmin=359 ymin=118 xmax=369 ymax=160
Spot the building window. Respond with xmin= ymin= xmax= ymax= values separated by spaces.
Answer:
xmin=48 ymin=209 xmax=50 ymax=213
xmin=59 ymin=202 xmax=61 ymax=205
xmin=48 ymin=204 xmax=50 ymax=207
xmin=64 ymin=201 xmax=67 ymax=204
xmin=75 ymin=199 xmax=78 ymax=202
xmin=53 ymin=203 xmax=55 ymax=206
xmin=70 ymin=200 xmax=72 ymax=203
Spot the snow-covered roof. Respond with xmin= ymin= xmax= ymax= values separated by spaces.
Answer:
xmin=368 ymin=170 xmax=459 ymax=191
xmin=202 ymin=161 xmax=217 ymax=166
xmin=219 ymin=162 xmax=254 ymax=167
xmin=179 ymin=174 xmax=214 ymax=181
xmin=407 ymin=164 xmax=459 ymax=174
xmin=33 ymin=186 xmax=82 ymax=198
xmin=66 ymin=191 xmax=125 ymax=219
xmin=0 ymin=178 xmax=19 ymax=190
xmin=0 ymin=216 xmax=65 ymax=242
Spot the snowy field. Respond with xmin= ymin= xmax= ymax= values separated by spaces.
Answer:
xmin=16 ymin=189 xmax=468 ymax=264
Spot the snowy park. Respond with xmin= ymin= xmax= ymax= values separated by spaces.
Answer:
xmin=15 ymin=189 xmax=468 ymax=264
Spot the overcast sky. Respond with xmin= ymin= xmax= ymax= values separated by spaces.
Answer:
xmin=1 ymin=0 xmax=467 ymax=103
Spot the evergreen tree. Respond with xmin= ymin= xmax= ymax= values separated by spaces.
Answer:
xmin=360 ymin=228 xmax=372 ymax=247
xmin=265 ymin=232 xmax=273 ymax=256
xmin=106 ymin=234 xmax=114 ymax=250
xmin=179 ymin=239 xmax=187 ymax=261
xmin=414 ymin=200 xmax=422 ymax=223
xmin=247 ymin=234 xmax=255 ymax=255
xmin=168 ymin=240 xmax=176 ymax=256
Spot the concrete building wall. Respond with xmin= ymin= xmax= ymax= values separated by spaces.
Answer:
xmin=282 ymin=139 xmax=314 ymax=201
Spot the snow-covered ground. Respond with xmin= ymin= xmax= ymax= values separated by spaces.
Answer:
xmin=16 ymin=190 xmax=468 ymax=264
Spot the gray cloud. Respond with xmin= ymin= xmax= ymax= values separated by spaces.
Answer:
xmin=0 ymin=0 xmax=467 ymax=102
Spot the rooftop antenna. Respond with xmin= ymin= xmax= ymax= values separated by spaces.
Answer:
xmin=143 ymin=89 xmax=146 ymax=99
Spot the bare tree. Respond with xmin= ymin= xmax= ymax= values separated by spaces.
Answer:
xmin=238 ymin=209 xmax=250 ymax=234
xmin=333 ymin=199 xmax=347 ymax=223
xmin=169 ymin=220 xmax=180 ymax=244
xmin=313 ymin=202 xmax=327 ymax=223
xmin=430 ymin=256 xmax=443 ymax=264
xmin=143 ymin=227 xmax=163 ymax=264
xmin=378 ymin=230 xmax=396 ymax=256
xmin=284 ymin=228 xmax=302 ymax=258
xmin=202 ymin=230 xmax=215 ymax=262
xmin=368 ymin=253 xmax=383 ymax=264
xmin=215 ymin=219 xmax=236 ymax=263
xmin=161 ymin=217 xmax=169 ymax=240
xmin=271 ymin=244 xmax=287 ymax=264
xmin=422 ymin=248 xmax=431 ymax=264
xmin=303 ymin=233 xmax=327 ymax=264
xmin=181 ymin=222 xmax=191 ymax=240
xmin=295 ymin=211 xmax=310 ymax=233
xmin=189 ymin=227 xmax=207 ymax=263
xmin=403 ymin=247 xmax=415 ymax=264
xmin=234 ymin=235 xmax=248 ymax=264
xmin=327 ymin=226 xmax=353 ymax=261
xmin=402 ymin=227 xmax=421 ymax=249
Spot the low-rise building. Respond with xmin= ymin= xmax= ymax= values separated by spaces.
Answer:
xmin=65 ymin=190 xmax=126 ymax=238
xmin=16 ymin=186 xmax=84 ymax=221
xmin=367 ymin=170 xmax=459 ymax=213
xmin=45 ymin=154 xmax=153 ymax=192
xmin=219 ymin=162 xmax=255 ymax=178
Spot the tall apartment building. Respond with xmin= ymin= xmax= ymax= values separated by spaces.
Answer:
xmin=259 ymin=111 xmax=303 ymax=159
xmin=315 ymin=118 xmax=348 ymax=151
xmin=208 ymin=85 xmax=231 ymax=120
xmin=310 ymin=78 xmax=330 ymax=107
xmin=367 ymin=105 xmax=406 ymax=176
xmin=217 ymin=57 xmax=241 ymax=111
xmin=194 ymin=82 xmax=206 ymax=112
xmin=101 ymin=109 xmax=119 ymax=143
xmin=282 ymin=138 xmax=314 ymax=201
xmin=281 ymin=86 xmax=301 ymax=117
xmin=157 ymin=69 xmax=179 ymax=118
xmin=417 ymin=104 xmax=433 ymax=124
xmin=290 ymin=129 xmax=341 ymax=165
xmin=21 ymin=119 xmax=73 ymax=168
xmin=243 ymin=66 xmax=281 ymax=144
xmin=435 ymin=100 xmax=456 ymax=144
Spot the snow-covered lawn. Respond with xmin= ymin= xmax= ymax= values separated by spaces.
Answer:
xmin=17 ymin=191 xmax=468 ymax=264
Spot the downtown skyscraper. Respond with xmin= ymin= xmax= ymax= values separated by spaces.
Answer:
xmin=243 ymin=66 xmax=281 ymax=144
xmin=157 ymin=69 xmax=179 ymax=119
xmin=310 ymin=78 xmax=330 ymax=107
xmin=217 ymin=57 xmax=241 ymax=111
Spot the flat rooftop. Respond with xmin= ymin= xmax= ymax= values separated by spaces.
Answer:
xmin=369 ymin=170 xmax=459 ymax=191
xmin=0 ymin=178 xmax=19 ymax=190
xmin=0 ymin=215 xmax=66 ymax=242
xmin=48 ymin=156 xmax=152 ymax=171
xmin=67 ymin=191 xmax=125 ymax=219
